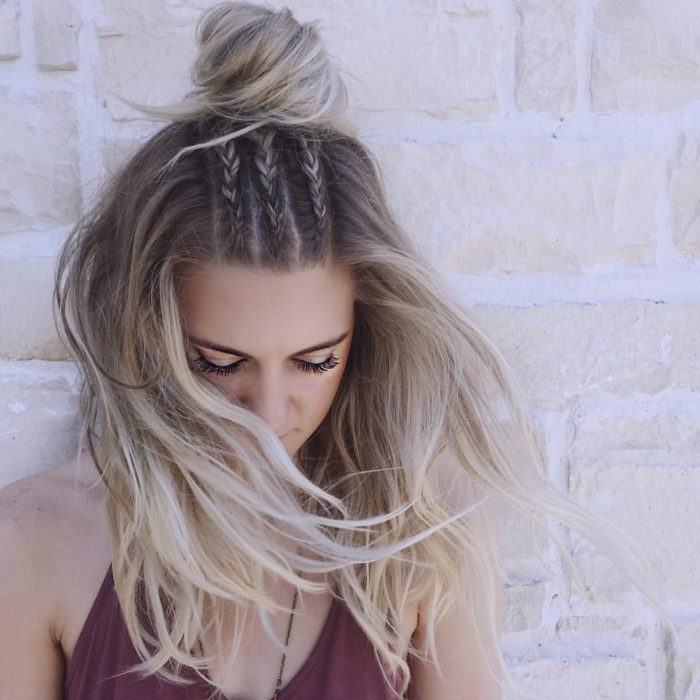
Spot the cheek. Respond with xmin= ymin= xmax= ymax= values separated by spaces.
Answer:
xmin=298 ymin=375 xmax=336 ymax=412
xmin=204 ymin=374 xmax=240 ymax=400
xmin=303 ymin=363 xmax=349 ymax=421
xmin=318 ymin=373 xmax=344 ymax=408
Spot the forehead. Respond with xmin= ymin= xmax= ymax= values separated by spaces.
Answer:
xmin=179 ymin=263 xmax=355 ymax=353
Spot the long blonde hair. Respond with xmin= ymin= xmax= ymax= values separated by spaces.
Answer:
xmin=54 ymin=2 xmax=661 ymax=697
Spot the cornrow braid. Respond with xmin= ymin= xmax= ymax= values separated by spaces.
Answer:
xmin=216 ymin=138 xmax=243 ymax=228
xmin=252 ymin=129 xmax=284 ymax=245
xmin=298 ymin=135 xmax=330 ymax=250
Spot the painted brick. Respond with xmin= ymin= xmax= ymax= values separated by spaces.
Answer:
xmin=670 ymin=131 xmax=700 ymax=257
xmin=308 ymin=5 xmax=498 ymax=118
xmin=0 ymin=258 xmax=67 ymax=360
xmin=33 ymin=0 xmax=79 ymax=70
xmin=97 ymin=0 xmax=203 ymax=118
xmin=503 ymin=622 xmax=645 ymax=663
xmin=570 ymin=466 xmax=700 ymax=604
xmin=98 ymin=0 xmax=498 ymax=121
xmin=473 ymin=302 xmax=700 ymax=406
xmin=102 ymin=0 xmax=492 ymax=27
xmin=470 ymin=302 xmax=700 ymax=406
xmin=515 ymin=0 xmax=576 ymax=116
xmin=553 ymin=615 xmax=646 ymax=642
xmin=570 ymin=399 xmax=700 ymax=470
xmin=358 ymin=0 xmax=490 ymax=11
xmin=101 ymin=0 xmax=175 ymax=29
xmin=102 ymin=136 xmax=145 ymax=178
xmin=0 ymin=0 xmax=21 ymax=60
xmin=97 ymin=30 xmax=195 ymax=121
xmin=674 ymin=621 xmax=700 ymax=700
xmin=504 ymin=658 xmax=647 ymax=699
xmin=591 ymin=0 xmax=700 ymax=112
xmin=497 ymin=505 xmax=551 ymax=579
xmin=504 ymin=582 xmax=547 ymax=633
xmin=0 ymin=88 xmax=81 ymax=232
xmin=371 ymin=139 xmax=657 ymax=275
xmin=569 ymin=396 xmax=700 ymax=605
xmin=0 ymin=365 xmax=80 ymax=489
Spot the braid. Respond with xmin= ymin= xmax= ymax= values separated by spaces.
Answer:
xmin=252 ymin=129 xmax=283 ymax=242
xmin=217 ymin=138 xmax=243 ymax=227
xmin=299 ymin=136 xmax=329 ymax=248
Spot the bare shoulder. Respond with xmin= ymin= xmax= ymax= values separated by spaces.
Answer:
xmin=0 ymin=452 xmax=110 ymax=699
xmin=0 ymin=452 xmax=108 ymax=569
xmin=0 ymin=452 xmax=111 ymax=646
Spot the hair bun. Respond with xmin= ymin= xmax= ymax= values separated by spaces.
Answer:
xmin=187 ymin=1 xmax=348 ymax=130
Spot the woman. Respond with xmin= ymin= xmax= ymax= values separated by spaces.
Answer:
xmin=0 ymin=3 xmax=655 ymax=699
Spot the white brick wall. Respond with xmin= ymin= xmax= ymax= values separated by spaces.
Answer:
xmin=1 ymin=1 xmax=698 ymax=697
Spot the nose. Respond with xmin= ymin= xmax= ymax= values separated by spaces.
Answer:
xmin=238 ymin=370 xmax=289 ymax=435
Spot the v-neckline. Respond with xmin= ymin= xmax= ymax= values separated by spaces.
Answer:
xmin=212 ymin=594 xmax=340 ymax=700
xmin=67 ymin=563 xmax=341 ymax=700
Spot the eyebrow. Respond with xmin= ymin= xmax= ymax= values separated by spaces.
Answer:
xmin=187 ymin=330 xmax=351 ymax=359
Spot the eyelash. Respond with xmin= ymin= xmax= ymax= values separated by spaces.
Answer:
xmin=193 ymin=353 xmax=340 ymax=377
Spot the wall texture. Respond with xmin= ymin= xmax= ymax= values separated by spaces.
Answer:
xmin=1 ymin=0 xmax=699 ymax=698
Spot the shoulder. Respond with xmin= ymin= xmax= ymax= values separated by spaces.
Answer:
xmin=0 ymin=453 xmax=108 ymax=698
xmin=0 ymin=451 xmax=107 ymax=552
xmin=407 ymin=471 xmax=503 ymax=699
xmin=0 ymin=453 xmax=110 ymax=642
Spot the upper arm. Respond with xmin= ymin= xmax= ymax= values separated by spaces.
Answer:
xmin=408 ymin=482 xmax=503 ymax=700
xmin=0 ymin=479 xmax=66 ymax=700
xmin=408 ymin=581 xmax=503 ymax=700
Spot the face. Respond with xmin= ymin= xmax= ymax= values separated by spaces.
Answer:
xmin=179 ymin=262 xmax=355 ymax=457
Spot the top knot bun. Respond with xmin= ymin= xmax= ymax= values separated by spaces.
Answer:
xmin=185 ymin=1 xmax=348 ymax=130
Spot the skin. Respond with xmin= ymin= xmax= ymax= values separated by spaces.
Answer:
xmin=178 ymin=262 xmax=356 ymax=458
xmin=180 ymin=261 xmax=502 ymax=699
xmin=0 ymin=260 xmax=500 ymax=699
xmin=179 ymin=261 xmax=502 ymax=699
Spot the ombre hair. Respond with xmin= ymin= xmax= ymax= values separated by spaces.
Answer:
xmin=54 ymin=2 xmax=661 ymax=697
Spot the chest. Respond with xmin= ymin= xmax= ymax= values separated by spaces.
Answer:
xmin=208 ymin=594 xmax=417 ymax=699
xmin=202 ymin=588 xmax=336 ymax=699
xmin=62 ymin=564 xmax=417 ymax=700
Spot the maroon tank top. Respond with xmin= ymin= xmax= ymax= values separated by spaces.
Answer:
xmin=64 ymin=566 xmax=402 ymax=699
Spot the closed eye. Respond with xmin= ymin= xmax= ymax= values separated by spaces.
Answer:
xmin=192 ymin=353 xmax=339 ymax=376
xmin=296 ymin=354 xmax=339 ymax=374
xmin=192 ymin=354 xmax=242 ymax=376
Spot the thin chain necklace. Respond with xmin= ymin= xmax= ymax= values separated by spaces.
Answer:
xmin=270 ymin=582 xmax=300 ymax=700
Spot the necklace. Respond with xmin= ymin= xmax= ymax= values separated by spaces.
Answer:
xmin=271 ymin=583 xmax=300 ymax=700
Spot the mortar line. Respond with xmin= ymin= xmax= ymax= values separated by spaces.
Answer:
xmin=488 ymin=0 xmax=516 ymax=118
xmin=72 ymin=0 xmax=105 ymax=210
xmin=573 ymin=0 xmax=594 ymax=117
xmin=539 ymin=408 xmax=576 ymax=630
xmin=645 ymin=613 xmax=675 ymax=700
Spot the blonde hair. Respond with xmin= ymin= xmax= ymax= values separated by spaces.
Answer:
xmin=54 ymin=2 xmax=662 ymax=697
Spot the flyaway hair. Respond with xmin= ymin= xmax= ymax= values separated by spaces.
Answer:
xmin=54 ymin=3 xmax=666 ymax=697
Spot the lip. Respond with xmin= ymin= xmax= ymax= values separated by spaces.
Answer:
xmin=277 ymin=431 xmax=291 ymax=439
